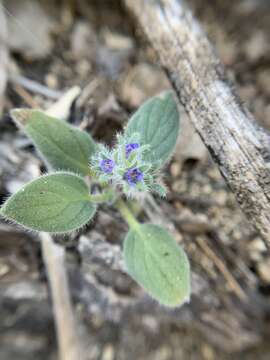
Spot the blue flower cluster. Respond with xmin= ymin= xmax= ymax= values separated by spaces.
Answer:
xmin=125 ymin=143 xmax=139 ymax=158
xmin=100 ymin=159 xmax=115 ymax=174
xmin=124 ymin=167 xmax=143 ymax=186
xmin=90 ymin=133 xmax=166 ymax=198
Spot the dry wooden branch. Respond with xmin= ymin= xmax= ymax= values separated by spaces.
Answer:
xmin=41 ymin=233 xmax=83 ymax=360
xmin=124 ymin=0 xmax=270 ymax=246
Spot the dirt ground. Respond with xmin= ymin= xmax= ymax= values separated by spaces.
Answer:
xmin=0 ymin=0 xmax=270 ymax=359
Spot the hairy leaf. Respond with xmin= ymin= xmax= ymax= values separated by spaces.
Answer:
xmin=123 ymin=224 xmax=190 ymax=307
xmin=0 ymin=173 xmax=96 ymax=233
xmin=125 ymin=92 xmax=179 ymax=168
xmin=11 ymin=109 xmax=96 ymax=176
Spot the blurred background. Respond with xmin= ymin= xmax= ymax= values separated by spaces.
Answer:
xmin=0 ymin=0 xmax=270 ymax=359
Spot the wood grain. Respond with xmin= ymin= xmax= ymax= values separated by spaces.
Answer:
xmin=124 ymin=0 xmax=270 ymax=246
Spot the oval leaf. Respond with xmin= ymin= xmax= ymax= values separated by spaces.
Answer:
xmin=0 ymin=173 xmax=96 ymax=233
xmin=11 ymin=109 xmax=96 ymax=176
xmin=123 ymin=224 xmax=190 ymax=307
xmin=125 ymin=92 xmax=179 ymax=168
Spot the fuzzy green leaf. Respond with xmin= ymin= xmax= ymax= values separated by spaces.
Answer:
xmin=123 ymin=224 xmax=190 ymax=307
xmin=0 ymin=173 xmax=96 ymax=233
xmin=11 ymin=109 xmax=96 ymax=176
xmin=150 ymin=183 xmax=167 ymax=197
xmin=125 ymin=92 xmax=179 ymax=168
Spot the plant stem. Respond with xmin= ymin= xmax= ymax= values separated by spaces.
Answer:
xmin=89 ymin=190 xmax=113 ymax=203
xmin=116 ymin=198 xmax=140 ymax=229
xmin=87 ymin=168 xmax=108 ymax=189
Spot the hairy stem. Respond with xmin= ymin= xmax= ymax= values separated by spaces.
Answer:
xmin=115 ymin=198 xmax=140 ymax=229
xmin=89 ymin=189 xmax=114 ymax=203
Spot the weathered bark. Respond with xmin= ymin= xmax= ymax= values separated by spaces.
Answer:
xmin=123 ymin=0 xmax=270 ymax=246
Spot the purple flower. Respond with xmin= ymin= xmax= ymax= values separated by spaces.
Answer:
xmin=124 ymin=168 xmax=143 ymax=186
xmin=125 ymin=143 xmax=139 ymax=158
xmin=100 ymin=159 xmax=115 ymax=174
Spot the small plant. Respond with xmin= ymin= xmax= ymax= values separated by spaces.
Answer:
xmin=0 ymin=91 xmax=190 ymax=307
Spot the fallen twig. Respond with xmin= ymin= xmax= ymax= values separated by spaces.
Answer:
xmin=9 ymin=74 xmax=62 ymax=99
xmin=13 ymin=84 xmax=40 ymax=108
xmin=196 ymin=236 xmax=247 ymax=301
xmin=124 ymin=0 xmax=270 ymax=246
xmin=41 ymin=233 xmax=83 ymax=360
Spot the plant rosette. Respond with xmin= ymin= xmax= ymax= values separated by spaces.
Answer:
xmin=0 ymin=91 xmax=190 ymax=307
